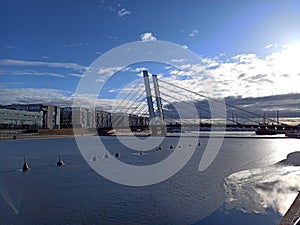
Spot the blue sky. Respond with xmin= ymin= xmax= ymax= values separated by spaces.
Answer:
xmin=1 ymin=0 xmax=300 ymax=107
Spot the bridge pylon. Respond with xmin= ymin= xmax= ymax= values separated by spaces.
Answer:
xmin=142 ymin=70 xmax=166 ymax=136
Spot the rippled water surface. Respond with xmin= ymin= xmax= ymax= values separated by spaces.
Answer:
xmin=0 ymin=136 xmax=300 ymax=225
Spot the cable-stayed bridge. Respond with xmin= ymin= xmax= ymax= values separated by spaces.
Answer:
xmin=98 ymin=70 xmax=297 ymax=135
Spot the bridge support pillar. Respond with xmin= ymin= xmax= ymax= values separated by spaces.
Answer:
xmin=143 ymin=70 xmax=166 ymax=136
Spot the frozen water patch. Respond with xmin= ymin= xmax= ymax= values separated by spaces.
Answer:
xmin=224 ymin=151 xmax=300 ymax=216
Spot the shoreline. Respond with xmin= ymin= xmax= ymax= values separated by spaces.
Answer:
xmin=0 ymin=133 xmax=293 ymax=141
xmin=0 ymin=134 xmax=78 ymax=141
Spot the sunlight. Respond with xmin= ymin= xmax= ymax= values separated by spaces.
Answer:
xmin=278 ymin=42 xmax=300 ymax=74
xmin=266 ymin=42 xmax=300 ymax=93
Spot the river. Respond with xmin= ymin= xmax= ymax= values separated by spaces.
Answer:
xmin=0 ymin=135 xmax=300 ymax=225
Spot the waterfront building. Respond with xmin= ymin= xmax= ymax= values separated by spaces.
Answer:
xmin=95 ymin=109 xmax=112 ymax=128
xmin=1 ymin=104 xmax=60 ymax=129
xmin=61 ymin=107 xmax=96 ymax=128
xmin=0 ymin=108 xmax=42 ymax=129
xmin=0 ymin=104 xmax=149 ymax=130
xmin=110 ymin=112 xmax=149 ymax=128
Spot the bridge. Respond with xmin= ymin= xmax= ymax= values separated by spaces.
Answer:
xmin=97 ymin=70 xmax=298 ymax=136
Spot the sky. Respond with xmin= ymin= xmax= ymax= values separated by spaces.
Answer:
xmin=1 ymin=0 xmax=300 ymax=115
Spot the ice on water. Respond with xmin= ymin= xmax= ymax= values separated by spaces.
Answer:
xmin=224 ymin=151 xmax=300 ymax=216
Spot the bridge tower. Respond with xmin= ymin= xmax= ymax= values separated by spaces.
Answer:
xmin=142 ymin=70 xmax=165 ymax=136
xmin=152 ymin=74 xmax=164 ymax=121
xmin=142 ymin=70 xmax=155 ymax=119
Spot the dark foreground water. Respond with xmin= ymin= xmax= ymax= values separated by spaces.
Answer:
xmin=1 ymin=135 xmax=300 ymax=225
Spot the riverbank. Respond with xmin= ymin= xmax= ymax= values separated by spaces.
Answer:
xmin=0 ymin=128 xmax=95 ymax=141
xmin=1 ymin=129 xmax=298 ymax=141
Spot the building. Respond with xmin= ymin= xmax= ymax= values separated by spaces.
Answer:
xmin=95 ymin=109 xmax=112 ymax=128
xmin=60 ymin=107 xmax=72 ymax=128
xmin=1 ymin=104 xmax=60 ymax=129
xmin=110 ymin=112 xmax=149 ymax=128
xmin=0 ymin=104 xmax=149 ymax=130
xmin=60 ymin=107 xmax=96 ymax=128
xmin=0 ymin=109 xmax=42 ymax=129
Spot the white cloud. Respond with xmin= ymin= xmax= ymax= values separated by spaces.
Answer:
xmin=130 ymin=67 xmax=147 ymax=73
xmin=265 ymin=44 xmax=273 ymax=49
xmin=182 ymin=45 xmax=188 ymax=49
xmin=140 ymin=32 xmax=157 ymax=42
xmin=142 ymin=42 xmax=299 ymax=103
xmin=189 ymin=29 xmax=199 ymax=37
xmin=96 ymin=66 xmax=124 ymax=82
xmin=265 ymin=43 xmax=280 ymax=49
xmin=97 ymin=66 xmax=124 ymax=76
xmin=208 ymin=43 xmax=300 ymax=98
xmin=0 ymin=88 xmax=142 ymax=113
xmin=169 ymin=63 xmax=207 ymax=77
xmin=170 ymin=58 xmax=188 ymax=63
xmin=0 ymin=69 xmax=83 ymax=78
xmin=117 ymin=8 xmax=131 ymax=17
xmin=0 ymin=88 xmax=73 ymax=106
xmin=0 ymin=59 xmax=86 ymax=72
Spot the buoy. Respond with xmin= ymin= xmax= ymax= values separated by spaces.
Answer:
xmin=158 ymin=147 xmax=162 ymax=151
xmin=22 ymin=157 xmax=29 ymax=171
xmin=198 ymin=142 xmax=201 ymax=146
xmin=114 ymin=152 xmax=120 ymax=158
xmin=104 ymin=152 xmax=110 ymax=158
xmin=57 ymin=153 xmax=64 ymax=166
xmin=169 ymin=144 xmax=173 ymax=150
xmin=92 ymin=154 xmax=98 ymax=161
xmin=139 ymin=150 xmax=143 ymax=156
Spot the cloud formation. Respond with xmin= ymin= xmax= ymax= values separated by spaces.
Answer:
xmin=0 ymin=88 xmax=143 ymax=114
xmin=117 ymin=8 xmax=131 ymax=17
xmin=162 ymin=43 xmax=300 ymax=99
xmin=140 ymin=32 xmax=157 ymax=42
xmin=0 ymin=59 xmax=86 ymax=72
xmin=189 ymin=29 xmax=199 ymax=37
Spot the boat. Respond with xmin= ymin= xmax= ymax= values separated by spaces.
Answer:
xmin=22 ymin=157 xmax=30 ymax=171
xmin=92 ymin=154 xmax=98 ymax=161
xmin=255 ymin=127 xmax=286 ymax=135
xmin=57 ymin=153 xmax=65 ymax=166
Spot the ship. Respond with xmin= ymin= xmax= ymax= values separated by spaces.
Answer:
xmin=255 ymin=127 xmax=286 ymax=135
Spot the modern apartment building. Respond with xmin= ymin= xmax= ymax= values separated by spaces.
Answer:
xmin=61 ymin=107 xmax=96 ymax=128
xmin=0 ymin=108 xmax=42 ymax=129
xmin=0 ymin=104 xmax=60 ymax=129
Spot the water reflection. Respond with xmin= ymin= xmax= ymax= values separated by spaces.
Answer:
xmin=224 ymin=152 xmax=300 ymax=216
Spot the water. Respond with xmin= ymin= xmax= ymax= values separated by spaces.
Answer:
xmin=0 ymin=136 xmax=300 ymax=224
